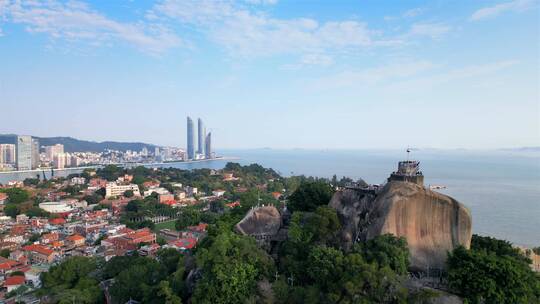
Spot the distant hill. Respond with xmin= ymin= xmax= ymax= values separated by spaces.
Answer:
xmin=0 ymin=134 xmax=158 ymax=153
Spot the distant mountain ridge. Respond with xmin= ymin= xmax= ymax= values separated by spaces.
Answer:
xmin=0 ymin=134 xmax=158 ymax=153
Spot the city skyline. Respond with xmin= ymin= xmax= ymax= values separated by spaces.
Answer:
xmin=0 ymin=1 xmax=539 ymax=149
xmin=187 ymin=116 xmax=213 ymax=160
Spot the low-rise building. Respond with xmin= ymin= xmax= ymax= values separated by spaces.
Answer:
xmin=212 ymin=189 xmax=226 ymax=197
xmin=105 ymin=183 xmax=140 ymax=198
xmin=4 ymin=275 xmax=25 ymax=293
xmin=102 ymin=228 xmax=156 ymax=253
xmin=66 ymin=234 xmax=85 ymax=247
xmin=22 ymin=245 xmax=57 ymax=264
xmin=70 ymin=177 xmax=86 ymax=185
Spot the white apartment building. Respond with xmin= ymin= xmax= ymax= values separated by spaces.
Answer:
xmin=105 ymin=182 xmax=141 ymax=198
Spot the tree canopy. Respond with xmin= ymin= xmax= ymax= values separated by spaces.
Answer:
xmin=287 ymin=181 xmax=334 ymax=212
xmin=40 ymin=257 xmax=104 ymax=304
xmin=192 ymin=232 xmax=274 ymax=304
xmin=448 ymin=245 xmax=540 ymax=304
xmin=0 ymin=188 xmax=30 ymax=204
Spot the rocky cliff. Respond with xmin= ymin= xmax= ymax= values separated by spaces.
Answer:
xmin=330 ymin=181 xmax=472 ymax=270
xmin=235 ymin=206 xmax=282 ymax=236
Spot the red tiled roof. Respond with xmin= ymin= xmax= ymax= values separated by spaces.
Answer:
xmin=67 ymin=235 xmax=85 ymax=242
xmin=22 ymin=244 xmax=54 ymax=256
xmin=226 ymin=201 xmax=241 ymax=208
xmin=49 ymin=218 xmax=65 ymax=225
xmin=187 ymin=223 xmax=208 ymax=232
xmin=4 ymin=276 xmax=25 ymax=286
xmin=0 ymin=260 xmax=18 ymax=271
xmin=161 ymin=200 xmax=176 ymax=206
xmin=169 ymin=238 xmax=197 ymax=250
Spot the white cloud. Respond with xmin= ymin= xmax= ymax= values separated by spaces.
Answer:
xmin=387 ymin=60 xmax=520 ymax=91
xmin=470 ymin=0 xmax=535 ymax=21
xmin=3 ymin=0 xmax=181 ymax=54
xmin=407 ymin=22 xmax=451 ymax=39
xmin=300 ymin=53 xmax=334 ymax=66
xmin=403 ymin=8 xmax=424 ymax=18
xmin=310 ymin=61 xmax=436 ymax=89
xmin=151 ymin=0 xmax=399 ymax=61
xmin=384 ymin=7 xmax=425 ymax=21
xmin=310 ymin=59 xmax=519 ymax=91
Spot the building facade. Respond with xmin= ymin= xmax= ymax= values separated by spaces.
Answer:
xmin=186 ymin=116 xmax=195 ymax=160
xmin=53 ymin=153 xmax=66 ymax=169
xmin=45 ymin=144 xmax=64 ymax=161
xmin=0 ymin=144 xmax=16 ymax=164
xmin=31 ymin=138 xmax=39 ymax=169
xmin=197 ymin=118 xmax=205 ymax=155
xmin=205 ymin=132 xmax=212 ymax=159
xmin=16 ymin=135 xmax=32 ymax=171
xmin=105 ymin=183 xmax=141 ymax=198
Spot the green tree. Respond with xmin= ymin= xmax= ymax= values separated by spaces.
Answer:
xmin=157 ymin=248 xmax=184 ymax=275
xmin=98 ymin=165 xmax=123 ymax=181
xmin=23 ymin=178 xmax=40 ymax=186
xmin=156 ymin=280 xmax=182 ymax=304
xmin=192 ymin=232 xmax=274 ymax=304
xmin=110 ymin=258 xmax=167 ymax=303
xmin=0 ymin=249 xmax=10 ymax=258
xmin=175 ymin=208 xmax=201 ymax=230
xmin=124 ymin=189 xmax=135 ymax=198
xmin=0 ymin=188 xmax=30 ymax=204
xmin=40 ymin=257 xmax=103 ymax=303
xmin=83 ymin=194 xmax=103 ymax=205
xmin=288 ymin=181 xmax=334 ymax=212
xmin=471 ymin=234 xmax=531 ymax=264
xmin=354 ymin=234 xmax=410 ymax=275
xmin=25 ymin=206 xmax=50 ymax=218
xmin=4 ymin=204 xmax=19 ymax=218
xmin=287 ymin=206 xmax=341 ymax=246
xmin=447 ymin=246 xmax=540 ymax=304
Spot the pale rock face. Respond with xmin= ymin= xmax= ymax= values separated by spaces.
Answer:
xmin=235 ymin=206 xmax=282 ymax=236
xmin=330 ymin=181 xmax=472 ymax=270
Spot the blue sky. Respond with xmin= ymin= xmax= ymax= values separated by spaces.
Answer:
xmin=0 ymin=0 xmax=539 ymax=149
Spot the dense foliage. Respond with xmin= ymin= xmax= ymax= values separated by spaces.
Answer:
xmin=0 ymin=187 xmax=30 ymax=204
xmin=39 ymin=257 xmax=104 ymax=303
xmin=192 ymin=232 xmax=274 ymax=303
xmin=287 ymin=181 xmax=335 ymax=212
xmin=448 ymin=236 xmax=540 ymax=304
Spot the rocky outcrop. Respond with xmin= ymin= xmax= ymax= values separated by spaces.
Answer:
xmin=235 ymin=206 xmax=282 ymax=237
xmin=330 ymin=181 xmax=472 ymax=270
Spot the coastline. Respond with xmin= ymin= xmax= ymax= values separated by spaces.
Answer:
xmin=0 ymin=156 xmax=239 ymax=183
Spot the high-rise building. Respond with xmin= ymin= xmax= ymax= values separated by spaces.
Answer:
xmin=186 ymin=116 xmax=195 ymax=159
xmin=45 ymin=144 xmax=64 ymax=161
xmin=53 ymin=153 xmax=66 ymax=169
xmin=31 ymin=138 xmax=40 ymax=169
xmin=0 ymin=144 xmax=16 ymax=164
xmin=205 ymin=132 xmax=212 ymax=159
xmin=16 ymin=135 xmax=32 ymax=171
xmin=197 ymin=118 xmax=205 ymax=155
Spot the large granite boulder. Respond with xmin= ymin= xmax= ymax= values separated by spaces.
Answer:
xmin=235 ymin=206 xmax=282 ymax=237
xmin=330 ymin=181 xmax=472 ymax=270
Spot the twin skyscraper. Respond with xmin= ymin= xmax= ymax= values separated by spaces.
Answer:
xmin=186 ymin=117 xmax=212 ymax=160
